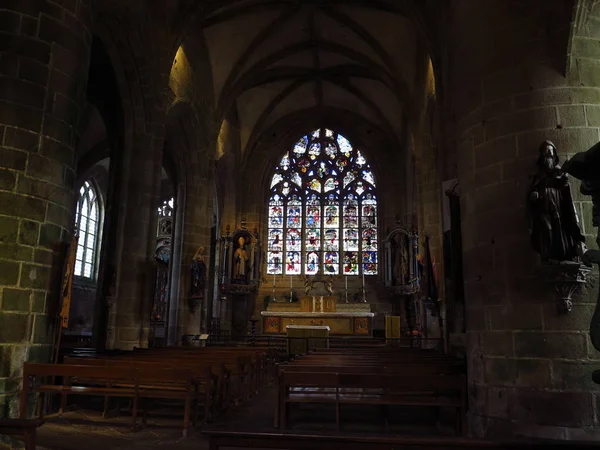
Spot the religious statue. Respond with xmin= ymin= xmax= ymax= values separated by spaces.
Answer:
xmin=391 ymin=233 xmax=409 ymax=286
xmin=561 ymin=142 xmax=600 ymax=346
xmin=189 ymin=246 xmax=206 ymax=299
xmin=527 ymin=140 xmax=586 ymax=262
xmin=233 ymin=236 xmax=250 ymax=283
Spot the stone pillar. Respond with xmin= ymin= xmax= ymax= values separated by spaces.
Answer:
xmin=109 ymin=127 xmax=164 ymax=350
xmin=450 ymin=0 xmax=600 ymax=439
xmin=0 ymin=1 xmax=92 ymax=416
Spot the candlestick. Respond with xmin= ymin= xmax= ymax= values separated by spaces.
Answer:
xmin=361 ymin=265 xmax=367 ymax=303
xmin=344 ymin=276 xmax=348 ymax=303
xmin=290 ymin=275 xmax=293 ymax=302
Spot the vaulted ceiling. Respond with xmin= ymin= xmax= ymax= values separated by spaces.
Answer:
xmin=195 ymin=0 xmax=437 ymax=154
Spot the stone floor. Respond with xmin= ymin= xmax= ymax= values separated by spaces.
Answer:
xmin=2 ymin=387 xmax=455 ymax=449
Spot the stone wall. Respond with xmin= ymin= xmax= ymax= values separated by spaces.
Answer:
xmin=449 ymin=0 xmax=600 ymax=439
xmin=0 ymin=0 xmax=92 ymax=416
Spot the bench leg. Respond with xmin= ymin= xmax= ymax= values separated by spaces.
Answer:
xmin=380 ymin=405 xmax=389 ymax=432
xmin=182 ymin=395 xmax=191 ymax=437
xmin=456 ymin=407 xmax=466 ymax=436
xmin=335 ymin=402 xmax=341 ymax=432
xmin=19 ymin=388 xmax=28 ymax=419
xmin=59 ymin=393 xmax=67 ymax=414
xmin=24 ymin=429 xmax=36 ymax=450
xmin=281 ymin=401 xmax=287 ymax=430
xmin=37 ymin=393 xmax=45 ymax=419
xmin=131 ymin=396 xmax=139 ymax=431
xmin=102 ymin=396 xmax=110 ymax=418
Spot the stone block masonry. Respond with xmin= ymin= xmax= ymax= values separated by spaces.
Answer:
xmin=0 ymin=0 xmax=92 ymax=418
xmin=450 ymin=0 xmax=600 ymax=439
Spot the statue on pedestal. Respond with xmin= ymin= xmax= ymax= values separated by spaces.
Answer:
xmin=233 ymin=236 xmax=250 ymax=284
xmin=562 ymin=143 xmax=600 ymax=345
xmin=528 ymin=141 xmax=591 ymax=314
xmin=527 ymin=140 xmax=586 ymax=262
xmin=189 ymin=246 xmax=206 ymax=312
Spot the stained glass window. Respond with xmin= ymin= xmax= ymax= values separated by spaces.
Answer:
xmin=74 ymin=181 xmax=101 ymax=279
xmin=267 ymin=128 xmax=378 ymax=276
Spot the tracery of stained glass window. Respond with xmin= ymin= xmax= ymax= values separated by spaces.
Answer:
xmin=267 ymin=128 xmax=378 ymax=276
xmin=74 ymin=181 xmax=101 ymax=279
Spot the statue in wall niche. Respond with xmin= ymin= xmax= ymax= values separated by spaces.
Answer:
xmin=233 ymin=236 xmax=250 ymax=283
xmin=527 ymin=140 xmax=586 ymax=262
xmin=189 ymin=246 xmax=206 ymax=299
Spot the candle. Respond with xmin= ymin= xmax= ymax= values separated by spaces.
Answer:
xmin=345 ymin=276 xmax=348 ymax=303
xmin=273 ymin=274 xmax=276 ymax=287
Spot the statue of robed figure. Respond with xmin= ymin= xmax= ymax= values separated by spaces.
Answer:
xmin=561 ymin=143 xmax=600 ymax=354
xmin=189 ymin=246 xmax=207 ymax=299
xmin=527 ymin=140 xmax=586 ymax=262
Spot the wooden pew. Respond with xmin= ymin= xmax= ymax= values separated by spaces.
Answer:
xmin=122 ymin=352 xmax=250 ymax=404
xmin=20 ymin=363 xmax=199 ymax=436
xmin=277 ymin=371 xmax=466 ymax=434
xmin=202 ymin=430 xmax=600 ymax=450
xmin=134 ymin=346 xmax=275 ymax=387
xmin=63 ymin=356 xmax=218 ymax=423
xmin=0 ymin=418 xmax=44 ymax=450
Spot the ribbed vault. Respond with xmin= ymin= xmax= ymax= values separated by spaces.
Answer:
xmin=189 ymin=0 xmax=439 ymax=154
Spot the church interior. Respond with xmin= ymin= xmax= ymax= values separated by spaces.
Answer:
xmin=3 ymin=0 xmax=600 ymax=448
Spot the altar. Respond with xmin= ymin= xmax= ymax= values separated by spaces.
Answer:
xmin=260 ymin=296 xmax=374 ymax=336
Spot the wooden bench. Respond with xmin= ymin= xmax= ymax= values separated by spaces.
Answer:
xmin=277 ymin=371 xmax=466 ymax=434
xmin=20 ymin=363 xmax=200 ymax=436
xmin=63 ymin=356 xmax=219 ymax=423
xmin=134 ymin=347 xmax=275 ymax=388
xmin=0 ymin=418 xmax=44 ymax=450
xmin=202 ymin=430 xmax=600 ymax=450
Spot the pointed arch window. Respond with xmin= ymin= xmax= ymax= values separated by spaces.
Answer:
xmin=267 ymin=128 xmax=378 ymax=276
xmin=74 ymin=181 xmax=101 ymax=278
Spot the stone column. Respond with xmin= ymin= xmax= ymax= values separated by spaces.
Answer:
xmin=0 ymin=1 xmax=92 ymax=416
xmin=109 ymin=128 xmax=164 ymax=350
xmin=450 ymin=0 xmax=600 ymax=439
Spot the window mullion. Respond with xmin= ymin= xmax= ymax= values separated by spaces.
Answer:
xmin=283 ymin=198 xmax=288 ymax=275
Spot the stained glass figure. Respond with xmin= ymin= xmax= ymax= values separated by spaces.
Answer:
xmin=324 ymin=205 xmax=339 ymax=228
xmin=287 ymin=198 xmax=302 ymax=228
xmin=294 ymin=136 xmax=308 ymax=155
xmin=307 ymin=178 xmax=321 ymax=193
xmin=267 ymin=252 xmax=283 ymax=274
xmin=286 ymin=251 xmax=301 ymax=274
xmin=343 ymin=251 xmax=358 ymax=274
xmin=324 ymin=229 xmax=339 ymax=251
xmin=269 ymin=203 xmax=284 ymax=227
xmin=280 ymin=154 xmax=290 ymax=171
xmin=344 ymin=228 xmax=359 ymax=251
xmin=324 ymin=252 xmax=339 ymax=274
xmin=306 ymin=228 xmax=321 ymax=251
xmin=306 ymin=205 xmax=321 ymax=228
xmin=271 ymin=173 xmax=283 ymax=188
xmin=291 ymin=172 xmax=302 ymax=187
xmin=268 ymin=229 xmax=283 ymax=251
xmin=306 ymin=251 xmax=320 ymax=275
xmin=363 ymin=251 xmax=377 ymax=274
xmin=267 ymin=128 xmax=378 ymax=276
xmin=286 ymin=229 xmax=301 ymax=251
xmin=309 ymin=142 xmax=321 ymax=159
xmin=343 ymin=171 xmax=355 ymax=188
xmin=362 ymin=228 xmax=378 ymax=251
xmin=363 ymin=170 xmax=376 ymax=187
